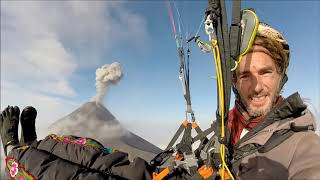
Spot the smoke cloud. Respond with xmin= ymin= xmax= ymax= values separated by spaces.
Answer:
xmin=92 ymin=62 xmax=123 ymax=104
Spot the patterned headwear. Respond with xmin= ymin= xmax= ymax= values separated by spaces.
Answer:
xmin=254 ymin=22 xmax=290 ymax=76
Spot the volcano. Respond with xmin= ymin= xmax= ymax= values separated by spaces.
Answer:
xmin=49 ymin=101 xmax=162 ymax=162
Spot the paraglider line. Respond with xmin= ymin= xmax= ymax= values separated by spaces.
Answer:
xmin=165 ymin=0 xmax=177 ymax=35
xmin=195 ymin=15 xmax=206 ymax=38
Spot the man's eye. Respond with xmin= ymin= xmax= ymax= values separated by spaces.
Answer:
xmin=262 ymin=71 xmax=273 ymax=75
xmin=240 ymin=74 xmax=249 ymax=79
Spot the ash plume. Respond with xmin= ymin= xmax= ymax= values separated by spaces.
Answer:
xmin=92 ymin=62 xmax=123 ymax=105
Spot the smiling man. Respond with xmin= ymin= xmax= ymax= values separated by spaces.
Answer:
xmin=228 ymin=23 xmax=320 ymax=179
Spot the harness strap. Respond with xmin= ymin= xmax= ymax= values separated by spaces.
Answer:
xmin=233 ymin=123 xmax=315 ymax=161
xmin=179 ymin=123 xmax=193 ymax=154
xmin=166 ymin=124 xmax=185 ymax=150
xmin=193 ymin=124 xmax=215 ymax=142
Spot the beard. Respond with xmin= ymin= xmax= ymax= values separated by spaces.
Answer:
xmin=247 ymin=104 xmax=271 ymax=118
xmin=245 ymin=93 xmax=278 ymax=118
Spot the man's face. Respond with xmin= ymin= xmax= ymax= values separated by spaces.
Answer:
xmin=234 ymin=50 xmax=282 ymax=117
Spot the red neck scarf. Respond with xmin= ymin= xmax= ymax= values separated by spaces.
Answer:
xmin=228 ymin=96 xmax=283 ymax=145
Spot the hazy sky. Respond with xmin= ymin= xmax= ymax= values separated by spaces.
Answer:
xmin=1 ymin=1 xmax=319 ymax=148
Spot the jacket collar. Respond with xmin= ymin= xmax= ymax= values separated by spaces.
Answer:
xmin=235 ymin=92 xmax=312 ymax=148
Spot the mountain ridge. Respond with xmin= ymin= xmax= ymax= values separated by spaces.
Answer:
xmin=49 ymin=101 xmax=162 ymax=161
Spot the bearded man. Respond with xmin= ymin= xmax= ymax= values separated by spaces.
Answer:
xmin=228 ymin=23 xmax=320 ymax=179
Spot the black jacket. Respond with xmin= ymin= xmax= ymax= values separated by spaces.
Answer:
xmin=7 ymin=134 xmax=154 ymax=180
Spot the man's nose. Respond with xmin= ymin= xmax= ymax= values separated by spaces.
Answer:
xmin=253 ymin=75 xmax=263 ymax=93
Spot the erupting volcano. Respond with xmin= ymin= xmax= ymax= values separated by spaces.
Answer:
xmin=49 ymin=62 xmax=161 ymax=161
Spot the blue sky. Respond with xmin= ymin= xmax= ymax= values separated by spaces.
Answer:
xmin=1 ymin=1 xmax=319 ymax=148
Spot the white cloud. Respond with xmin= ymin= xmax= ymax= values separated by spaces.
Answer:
xmin=1 ymin=2 xmax=78 ymax=97
xmin=2 ymin=1 xmax=149 ymax=65
xmin=1 ymin=1 xmax=149 ymax=97
xmin=1 ymin=37 xmax=77 ymax=97
xmin=1 ymin=1 xmax=149 ymax=99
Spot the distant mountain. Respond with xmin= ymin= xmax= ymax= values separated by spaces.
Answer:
xmin=49 ymin=101 xmax=162 ymax=162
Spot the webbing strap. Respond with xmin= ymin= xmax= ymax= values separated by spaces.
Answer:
xmin=220 ymin=0 xmax=233 ymax=120
xmin=258 ymin=129 xmax=294 ymax=153
xmin=193 ymin=125 xmax=215 ymax=142
xmin=180 ymin=123 xmax=193 ymax=153
xmin=233 ymin=124 xmax=314 ymax=161
xmin=166 ymin=124 xmax=185 ymax=150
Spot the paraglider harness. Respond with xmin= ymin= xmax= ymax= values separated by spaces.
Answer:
xmin=151 ymin=0 xmax=259 ymax=179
